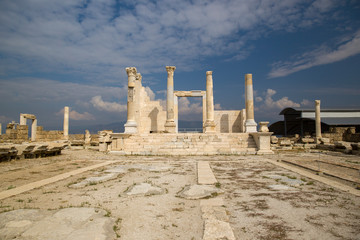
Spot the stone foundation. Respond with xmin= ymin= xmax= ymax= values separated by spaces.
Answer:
xmin=110 ymin=133 xmax=259 ymax=155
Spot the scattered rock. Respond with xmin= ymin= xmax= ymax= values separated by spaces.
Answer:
xmin=270 ymin=136 xmax=278 ymax=144
xmin=124 ymin=183 xmax=164 ymax=196
xmin=70 ymin=173 xmax=118 ymax=188
xmin=177 ymin=185 xmax=224 ymax=200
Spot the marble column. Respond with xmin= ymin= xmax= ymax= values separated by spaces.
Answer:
xmin=63 ymin=106 xmax=69 ymax=139
xmin=245 ymin=74 xmax=257 ymax=132
xmin=315 ymin=100 xmax=322 ymax=143
xmin=31 ymin=119 xmax=37 ymax=141
xmin=124 ymin=67 xmax=138 ymax=134
xmin=204 ymin=71 xmax=216 ymax=133
xmin=165 ymin=66 xmax=176 ymax=133
xmin=20 ymin=114 xmax=26 ymax=125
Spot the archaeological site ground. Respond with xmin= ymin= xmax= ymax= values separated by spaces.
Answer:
xmin=0 ymin=66 xmax=359 ymax=239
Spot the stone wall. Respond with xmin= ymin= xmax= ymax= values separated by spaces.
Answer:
xmin=137 ymin=86 xmax=167 ymax=134
xmin=0 ymin=124 xmax=28 ymax=143
xmin=214 ymin=110 xmax=245 ymax=133
xmin=110 ymin=133 xmax=257 ymax=155
xmin=322 ymin=127 xmax=359 ymax=143
xmin=36 ymin=126 xmax=64 ymax=141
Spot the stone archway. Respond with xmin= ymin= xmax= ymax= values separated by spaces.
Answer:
xmin=19 ymin=113 xmax=37 ymax=141
xmin=174 ymin=90 xmax=206 ymax=133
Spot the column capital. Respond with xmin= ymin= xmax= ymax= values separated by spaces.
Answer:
xmin=315 ymin=100 xmax=320 ymax=105
xmin=136 ymin=73 xmax=142 ymax=82
xmin=206 ymin=71 xmax=213 ymax=76
xmin=166 ymin=66 xmax=176 ymax=73
xmin=126 ymin=67 xmax=137 ymax=77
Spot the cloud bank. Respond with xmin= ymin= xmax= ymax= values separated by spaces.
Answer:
xmin=0 ymin=0 xmax=341 ymax=81
xmin=269 ymin=30 xmax=360 ymax=78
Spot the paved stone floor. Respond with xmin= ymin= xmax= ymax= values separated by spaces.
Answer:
xmin=0 ymin=149 xmax=359 ymax=239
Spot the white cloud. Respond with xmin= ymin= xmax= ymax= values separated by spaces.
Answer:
xmin=256 ymin=89 xmax=312 ymax=110
xmin=69 ymin=110 xmax=95 ymax=121
xmin=178 ymin=97 xmax=203 ymax=116
xmin=0 ymin=78 xmax=127 ymax=102
xmin=0 ymin=0 xmax=341 ymax=80
xmin=268 ymin=29 xmax=360 ymax=78
xmin=56 ymin=108 xmax=95 ymax=121
xmin=301 ymin=99 xmax=312 ymax=107
xmin=91 ymin=96 xmax=127 ymax=113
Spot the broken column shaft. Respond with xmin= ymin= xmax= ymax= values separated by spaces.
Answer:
xmin=63 ymin=106 xmax=69 ymax=139
xmin=315 ymin=100 xmax=322 ymax=143
xmin=204 ymin=71 xmax=216 ymax=133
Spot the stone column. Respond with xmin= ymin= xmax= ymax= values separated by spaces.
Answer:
xmin=164 ymin=66 xmax=176 ymax=133
xmin=63 ymin=106 xmax=69 ymax=139
xmin=245 ymin=74 xmax=257 ymax=132
xmin=0 ymin=123 xmax=2 ymax=135
xmin=20 ymin=114 xmax=26 ymax=125
xmin=124 ymin=67 xmax=138 ymax=134
xmin=31 ymin=119 xmax=37 ymax=141
xmin=315 ymin=100 xmax=322 ymax=143
xmin=204 ymin=71 xmax=216 ymax=133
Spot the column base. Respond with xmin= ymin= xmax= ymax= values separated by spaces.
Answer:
xmin=165 ymin=120 xmax=176 ymax=133
xmin=204 ymin=120 xmax=216 ymax=133
xmin=124 ymin=121 xmax=137 ymax=134
xmin=245 ymin=120 xmax=257 ymax=133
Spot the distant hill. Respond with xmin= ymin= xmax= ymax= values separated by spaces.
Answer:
xmin=69 ymin=120 xmax=203 ymax=134
xmin=70 ymin=122 xmax=125 ymax=134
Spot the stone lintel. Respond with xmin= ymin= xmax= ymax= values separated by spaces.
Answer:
xmin=20 ymin=114 xmax=36 ymax=120
xmin=174 ymin=90 xmax=205 ymax=97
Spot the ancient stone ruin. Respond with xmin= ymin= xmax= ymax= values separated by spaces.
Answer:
xmin=108 ymin=66 xmax=273 ymax=155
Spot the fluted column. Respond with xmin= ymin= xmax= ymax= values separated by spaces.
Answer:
xmin=315 ymin=100 xmax=322 ymax=143
xmin=124 ymin=67 xmax=138 ymax=134
xmin=63 ymin=106 xmax=69 ymax=139
xmin=165 ymin=66 xmax=176 ymax=133
xmin=245 ymin=74 xmax=257 ymax=132
xmin=204 ymin=71 xmax=216 ymax=133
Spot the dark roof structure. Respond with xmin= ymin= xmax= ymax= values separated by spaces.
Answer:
xmin=270 ymin=108 xmax=360 ymax=136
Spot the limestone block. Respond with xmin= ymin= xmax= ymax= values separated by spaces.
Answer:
xmin=320 ymin=138 xmax=330 ymax=144
xmin=271 ymin=136 xmax=278 ymax=144
xmin=334 ymin=141 xmax=352 ymax=150
xmin=279 ymin=139 xmax=291 ymax=146
xmin=301 ymin=138 xmax=315 ymax=143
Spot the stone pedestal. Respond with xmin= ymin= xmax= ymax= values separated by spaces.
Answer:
xmin=204 ymin=71 xmax=216 ymax=133
xmin=124 ymin=67 xmax=138 ymax=134
xmin=315 ymin=100 xmax=322 ymax=144
xmin=245 ymin=74 xmax=257 ymax=132
xmin=63 ymin=106 xmax=69 ymax=139
xmin=250 ymin=132 xmax=274 ymax=154
xmin=165 ymin=66 xmax=176 ymax=133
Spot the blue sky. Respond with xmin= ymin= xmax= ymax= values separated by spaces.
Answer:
xmin=0 ymin=0 xmax=360 ymax=131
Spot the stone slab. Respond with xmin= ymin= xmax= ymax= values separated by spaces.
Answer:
xmin=198 ymin=161 xmax=218 ymax=185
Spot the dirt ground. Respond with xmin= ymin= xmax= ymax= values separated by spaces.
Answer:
xmin=0 ymin=149 xmax=359 ymax=240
